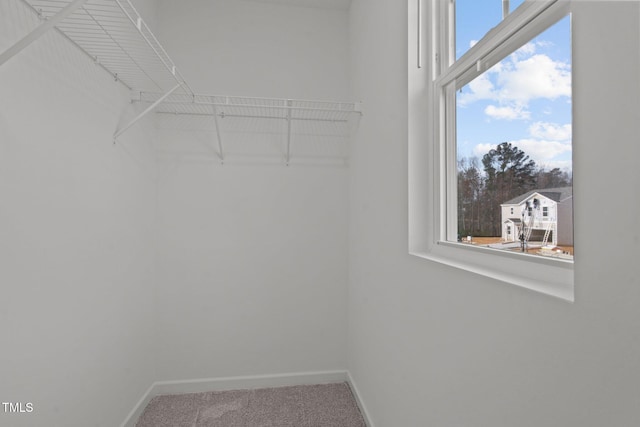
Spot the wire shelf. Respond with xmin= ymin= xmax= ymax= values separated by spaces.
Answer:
xmin=4 ymin=1 xmax=362 ymax=155
xmin=140 ymin=92 xmax=362 ymax=164
xmin=139 ymin=93 xmax=360 ymax=122
xmin=18 ymin=0 xmax=192 ymax=94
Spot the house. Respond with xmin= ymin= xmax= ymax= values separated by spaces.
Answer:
xmin=2 ymin=1 xmax=639 ymax=427
xmin=501 ymin=187 xmax=573 ymax=246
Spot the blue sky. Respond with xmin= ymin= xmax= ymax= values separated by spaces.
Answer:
xmin=455 ymin=1 xmax=572 ymax=171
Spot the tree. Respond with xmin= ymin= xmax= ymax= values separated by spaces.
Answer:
xmin=457 ymin=157 xmax=483 ymax=236
xmin=482 ymin=142 xmax=538 ymax=197
xmin=481 ymin=142 xmax=538 ymax=235
xmin=536 ymin=167 xmax=572 ymax=189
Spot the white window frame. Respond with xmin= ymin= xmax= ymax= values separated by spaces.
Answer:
xmin=408 ymin=0 xmax=574 ymax=301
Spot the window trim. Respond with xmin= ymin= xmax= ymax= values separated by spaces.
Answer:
xmin=408 ymin=0 xmax=574 ymax=302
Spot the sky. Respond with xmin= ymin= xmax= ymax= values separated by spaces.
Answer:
xmin=455 ymin=0 xmax=572 ymax=172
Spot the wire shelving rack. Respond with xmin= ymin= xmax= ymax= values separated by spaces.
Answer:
xmin=15 ymin=0 xmax=193 ymax=94
xmin=1 ymin=0 xmax=362 ymax=162
xmin=138 ymin=93 xmax=362 ymax=165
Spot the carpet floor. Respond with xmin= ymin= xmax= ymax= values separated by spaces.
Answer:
xmin=135 ymin=382 xmax=367 ymax=427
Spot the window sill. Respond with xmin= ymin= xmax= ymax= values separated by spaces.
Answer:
xmin=410 ymin=241 xmax=574 ymax=302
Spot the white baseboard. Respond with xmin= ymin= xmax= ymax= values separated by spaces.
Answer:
xmin=347 ymin=371 xmax=375 ymax=427
xmin=120 ymin=383 xmax=155 ymax=427
xmin=120 ymin=370 xmax=349 ymax=427
xmin=152 ymin=370 xmax=349 ymax=396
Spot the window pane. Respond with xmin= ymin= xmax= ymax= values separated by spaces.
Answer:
xmin=455 ymin=15 xmax=573 ymax=260
xmin=455 ymin=0 xmax=528 ymax=60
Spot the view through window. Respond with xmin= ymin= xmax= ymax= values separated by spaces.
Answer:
xmin=453 ymin=3 xmax=573 ymax=261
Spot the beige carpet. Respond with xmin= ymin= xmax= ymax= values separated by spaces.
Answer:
xmin=136 ymin=382 xmax=367 ymax=427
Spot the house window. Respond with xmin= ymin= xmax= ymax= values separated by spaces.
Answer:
xmin=543 ymin=206 xmax=549 ymax=217
xmin=408 ymin=0 xmax=574 ymax=301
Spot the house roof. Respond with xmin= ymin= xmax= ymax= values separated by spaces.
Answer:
xmin=504 ymin=218 xmax=522 ymax=224
xmin=502 ymin=186 xmax=573 ymax=205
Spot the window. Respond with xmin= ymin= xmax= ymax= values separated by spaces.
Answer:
xmin=454 ymin=12 xmax=572 ymax=253
xmin=408 ymin=0 xmax=574 ymax=301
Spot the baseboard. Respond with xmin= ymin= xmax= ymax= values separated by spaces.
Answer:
xmin=120 ymin=383 xmax=155 ymax=427
xmin=120 ymin=370 xmax=349 ymax=427
xmin=347 ymin=371 xmax=375 ymax=427
xmin=152 ymin=370 xmax=349 ymax=396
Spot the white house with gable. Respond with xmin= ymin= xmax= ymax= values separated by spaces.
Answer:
xmin=501 ymin=187 xmax=573 ymax=247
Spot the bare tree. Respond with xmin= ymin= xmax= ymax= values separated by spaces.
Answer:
xmin=536 ymin=167 xmax=572 ymax=189
xmin=457 ymin=157 xmax=483 ymax=236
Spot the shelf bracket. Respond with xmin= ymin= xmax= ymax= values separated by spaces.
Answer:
xmin=114 ymin=82 xmax=183 ymax=142
xmin=0 ymin=0 xmax=89 ymax=66
xmin=211 ymin=104 xmax=225 ymax=163
xmin=285 ymin=100 xmax=292 ymax=165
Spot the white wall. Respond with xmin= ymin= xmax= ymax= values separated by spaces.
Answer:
xmin=0 ymin=1 xmax=158 ymax=425
xmin=153 ymin=0 xmax=350 ymax=381
xmin=155 ymin=163 xmax=349 ymax=380
xmin=348 ymin=1 xmax=640 ymax=426
xmin=157 ymin=0 xmax=350 ymax=99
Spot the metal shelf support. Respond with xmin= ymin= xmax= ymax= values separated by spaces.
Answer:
xmin=0 ymin=0 xmax=88 ymax=66
xmin=285 ymin=99 xmax=292 ymax=166
xmin=211 ymin=103 xmax=225 ymax=163
xmin=114 ymin=82 xmax=183 ymax=142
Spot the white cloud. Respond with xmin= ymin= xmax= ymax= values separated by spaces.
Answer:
xmin=473 ymin=143 xmax=495 ymax=157
xmin=457 ymin=50 xmax=571 ymax=122
xmin=513 ymin=42 xmax=537 ymax=57
xmin=484 ymin=104 xmax=530 ymax=120
xmin=511 ymin=41 xmax=552 ymax=59
xmin=458 ymin=73 xmax=496 ymax=106
xmin=529 ymin=122 xmax=572 ymax=140
xmin=497 ymin=54 xmax=571 ymax=103
xmin=509 ymin=138 xmax=572 ymax=163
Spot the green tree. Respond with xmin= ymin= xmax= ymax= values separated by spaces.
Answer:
xmin=481 ymin=142 xmax=537 ymax=235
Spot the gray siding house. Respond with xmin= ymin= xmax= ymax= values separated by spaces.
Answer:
xmin=501 ymin=187 xmax=573 ymax=246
